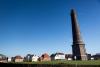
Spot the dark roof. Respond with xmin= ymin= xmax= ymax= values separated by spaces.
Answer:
xmin=51 ymin=53 xmax=64 ymax=57
xmin=0 ymin=54 xmax=7 ymax=59
xmin=65 ymin=54 xmax=73 ymax=58
xmin=0 ymin=54 xmax=6 ymax=57
xmin=56 ymin=53 xmax=64 ymax=55
xmin=96 ymin=53 xmax=100 ymax=55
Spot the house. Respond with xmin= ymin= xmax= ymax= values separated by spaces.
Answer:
xmin=39 ymin=53 xmax=51 ymax=61
xmin=32 ymin=55 xmax=39 ymax=62
xmin=91 ymin=57 xmax=94 ymax=60
xmin=14 ymin=55 xmax=23 ymax=62
xmin=65 ymin=54 xmax=73 ymax=60
xmin=67 ymin=57 xmax=72 ymax=60
xmin=8 ymin=57 xmax=11 ymax=62
xmin=25 ymin=54 xmax=33 ymax=62
xmin=0 ymin=54 xmax=7 ymax=63
xmin=92 ymin=53 xmax=100 ymax=60
xmin=87 ymin=54 xmax=91 ymax=60
xmin=25 ymin=54 xmax=39 ymax=62
xmin=51 ymin=53 xmax=65 ymax=61
xmin=11 ymin=57 xmax=15 ymax=62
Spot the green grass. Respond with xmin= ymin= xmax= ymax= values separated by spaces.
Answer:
xmin=63 ymin=60 xmax=100 ymax=65
xmin=8 ymin=60 xmax=100 ymax=65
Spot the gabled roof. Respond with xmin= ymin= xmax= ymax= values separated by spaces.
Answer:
xmin=41 ymin=53 xmax=50 ymax=58
xmin=56 ymin=53 xmax=64 ymax=55
xmin=0 ymin=54 xmax=6 ymax=57
xmin=15 ymin=55 xmax=23 ymax=59
xmin=51 ymin=53 xmax=64 ymax=57
xmin=0 ymin=54 xmax=7 ymax=59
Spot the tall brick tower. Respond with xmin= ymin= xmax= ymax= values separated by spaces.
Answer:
xmin=71 ymin=9 xmax=87 ymax=60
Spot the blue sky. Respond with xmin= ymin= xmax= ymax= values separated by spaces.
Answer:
xmin=0 ymin=0 xmax=100 ymax=57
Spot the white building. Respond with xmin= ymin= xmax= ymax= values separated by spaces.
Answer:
xmin=8 ymin=58 xmax=11 ymax=62
xmin=32 ymin=55 xmax=39 ymax=62
xmin=51 ymin=53 xmax=65 ymax=60
xmin=91 ymin=57 xmax=94 ymax=60
xmin=68 ymin=58 xmax=72 ymax=60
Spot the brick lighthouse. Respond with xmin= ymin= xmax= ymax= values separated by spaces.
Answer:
xmin=71 ymin=9 xmax=87 ymax=60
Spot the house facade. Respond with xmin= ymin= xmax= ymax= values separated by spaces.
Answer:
xmin=0 ymin=54 xmax=7 ymax=63
xmin=14 ymin=55 xmax=23 ymax=62
xmin=65 ymin=54 xmax=73 ymax=60
xmin=25 ymin=54 xmax=32 ymax=62
xmin=51 ymin=53 xmax=65 ymax=60
xmin=39 ymin=53 xmax=51 ymax=61
xmin=25 ymin=54 xmax=39 ymax=62
xmin=32 ymin=55 xmax=39 ymax=62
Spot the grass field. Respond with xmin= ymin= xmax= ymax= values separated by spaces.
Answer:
xmin=8 ymin=60 xmax=100 ymax=65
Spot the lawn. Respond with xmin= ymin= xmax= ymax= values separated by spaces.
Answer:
xmin=8 ymin=60 xmax=100 ymax=65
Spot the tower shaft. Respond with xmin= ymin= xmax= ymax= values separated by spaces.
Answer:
xmin=71 ymin=9 xmax=87 ymax=60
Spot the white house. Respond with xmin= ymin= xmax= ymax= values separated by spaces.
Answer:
xmin=51 ymin=53 xmax=65 ymax=60
xmin=91 ymin=57 xmax=94 ymax=60
xmin=8 ymin=58 xmax=11 ymax=62
xmin=32 ymin=55 xmax=39 ymax=62
xmin=67 ymin=58 xmax=72 ymax=60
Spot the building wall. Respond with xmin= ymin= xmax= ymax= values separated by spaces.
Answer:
xmin=42 ymin=58 xmax=51 ymax=61
xmin=32 ymin=56 xmax=39 ymax=62
xmin=55 ymin=55 xmax=65 ymax=60
xmin=8 ymin=58 xmax=11 ymax=62
xmin=15 ymin=59 xmax=23 ymax=62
